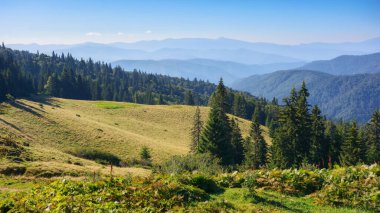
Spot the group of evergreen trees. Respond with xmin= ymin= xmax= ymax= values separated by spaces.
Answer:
xmin=191 ymin=80 xmax=380 ymax=168
xmin=0 ymin=45 xmax=277 ymax=122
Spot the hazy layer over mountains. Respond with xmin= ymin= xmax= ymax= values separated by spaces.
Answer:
xmin=8 ymin=37 xmax=380 ymax=64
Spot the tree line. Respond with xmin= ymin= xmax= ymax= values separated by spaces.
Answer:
xmin=0 ymin=45 xmax=278 ymax=122
xmin=191 ymin=80 xmax=380 ymax=168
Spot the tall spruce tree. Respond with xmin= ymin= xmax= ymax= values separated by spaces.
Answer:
xmin=244 ymin=112 xmax=267 ymax=169
xmin=190 ymin=106 xmax=203 ymax=153
xmin=44 ymin=74 xmax=59 ymax=96
xmin=367 ymin=109 xmax=380 ymax=163
xmin=309 ymin=105 xmax=327 ymax=167
xmin=185 ymin=90 xmax=195 ymax=105
xmin=270 ymin=87 xmax=298 ymax=168
xmin=200 ymin=79 xmax=234 ymax=165
xmin=295 ymin=81 xmax=311 ymax=165
xmin=340 ymin=122 xmax=362 ymax=166
xmin=230 ymin=118 xmax=244 ymax=165
xmin=325 ymin=121 xmax=343 ymax=167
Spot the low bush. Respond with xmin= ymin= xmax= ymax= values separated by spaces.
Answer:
xmin=67 ymin=148 xmax=121 ymax=165
xmin=243 ymin=168 xmax=325 ymax=196
xmin=173 ymin=173 xmax=221 ymax=194
xmin=156 ymin=153 xmax=222 ymax=175
xmin=315 ymin=164 xmax=379 ymax=211
xmin=1 ymin=176 xmax=209 ymax=212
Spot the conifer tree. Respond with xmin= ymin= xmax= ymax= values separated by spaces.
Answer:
xmin=190 ymin=106 xmax=203 ymax=153
xmin=185 ymin=90 xmax=195 ymax=105
xmin=44 ymin=74 xmax=58 ymax=96
xmin=324 ymin=121 xmax=340 ymax=167
xmin=271 ymin=87 xmax=297 ymax=168
xmin=366 ymin=109 xmax=380 ymax=163
xmin=245 ymin=112 xmax=267 ymax=169
xmin=230 ymin=118 xmax=244 ymax=165
xmin=340 ymin=122 xmax=362 ymax=166
xmin=309 ymin=105 xmax=327 ymax=167
xmin=200 ymin=78 xmax=234 ymax=165
xmin=295 ymin=81 xmax=311 ymax=165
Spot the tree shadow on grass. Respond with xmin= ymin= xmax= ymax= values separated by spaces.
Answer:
xmin=29 ymin=95 xmax=61 ymax=108
xmin=0 ymin=118 xmax=22 ymax=132
xmin=248 ymin=192 xmax=305 ymax=213
xmin=10 ymin=101 xmax=44 ymax=118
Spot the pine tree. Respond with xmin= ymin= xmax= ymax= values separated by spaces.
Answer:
xmin=271 ymin=87 xmax=297 ymax=168
xmin=245 ymin=112 xmax=267 ymax=169
xmin=230 ymin=118 xmax=244 ymax=165
xmin=295 ymin=81 xmax=311 ymax=165
xmin=184 ymin=90 xmax=195 ymax=105
xmin=340 ymin=122 xmax=362 ymax=166
xmin=325 ymin=121 xmax=343 ymax=167
xmin=309 ymin=105 xmax=327 ymax=167
xmin=200 ymin=78 xmax=234 ymax=165
xmin=209 ymin=78 xmax=229 ymax=112
xmin=190 ymin=106 xmax=203 ymax=153
xmin=44 ymin=74 xmax=58 ymax=96
xmin=366 ymin=109 xmax=380 ymax=163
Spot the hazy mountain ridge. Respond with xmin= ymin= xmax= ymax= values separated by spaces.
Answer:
xmin=232 ymin=70 xmax=380 ymax=123
xmin=112 ymin=59 xmax=305 ymax=84
xmin=298 ymin=52 xmax=380 ymax=75
xmin=7 ymin=37 xmax=380 ymax=64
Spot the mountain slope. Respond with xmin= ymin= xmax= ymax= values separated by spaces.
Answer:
xmin=232 ymin=70 xmax=380 ymax=123
xmin=0 ymin=97 xmax=270 ymax=176
xmin=112 ymin=59 xmax=304 ymax=84
xmin=298 ymin=52 xmax=380 ymax=75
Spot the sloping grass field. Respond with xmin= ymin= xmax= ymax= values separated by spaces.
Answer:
xmin=0 ymin=96 xmax=270 ymax=178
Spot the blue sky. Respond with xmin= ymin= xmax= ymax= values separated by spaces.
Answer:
xmin=1 ymin=0 xmax=379 ymax=44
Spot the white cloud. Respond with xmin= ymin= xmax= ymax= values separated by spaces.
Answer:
xmin=145 ymin=30 xmax=152 ymax=34
xmin=85 ymin=32 xmax=102 ymax=36
xmin=116 ymin=32 xmax=124 ymax=36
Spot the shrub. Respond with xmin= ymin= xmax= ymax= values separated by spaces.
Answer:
xmin=67 ymin=148 xmax=121 ymax=165
xmin=316 ymin=164 xmax=380 ymax=211
xmin=0 ymin=176 xmax=209 ymax=212
xmin=156 ymin=153 xmax=222 ymax=175
xmin=216 ymin=171 xmax=244 ymax=188
xmin=174 ymin=174 xmax=221 ymax=194
xmin=242 ymin=168 xmax=325 ymax=196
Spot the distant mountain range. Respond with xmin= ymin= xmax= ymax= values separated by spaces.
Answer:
xmin=298 ymin=52 xmax=380 ymax=75
xmin=232 ymin=68 xmax=380 ymax=123
xmin=7 ymin=37 xmax=380 ymax=64
xmin=112 ymin=59 xmax=304 ymax=85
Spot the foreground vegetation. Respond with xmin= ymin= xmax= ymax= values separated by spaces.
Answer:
xmin=1 ymin=164 xmax=378 ymax=212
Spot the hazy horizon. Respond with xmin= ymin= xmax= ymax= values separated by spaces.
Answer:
xmin=2 ymin=0 xmax=380 ymax=45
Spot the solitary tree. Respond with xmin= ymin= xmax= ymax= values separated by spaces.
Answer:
xmin=140 ymin=146 xmax=152 ymax=164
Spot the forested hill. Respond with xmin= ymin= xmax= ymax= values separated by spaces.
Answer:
xmin=0 ymin=45 xmax=274 ymax=121
xmin=232 ymin=69 xmax=380 ymax=123
xmin=0 ymin=45 xmax=218 ymax=104
xmin=298 ymin=52 xmax=380 ymax=75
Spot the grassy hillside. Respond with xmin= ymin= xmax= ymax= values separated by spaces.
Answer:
xmin=0 ymin=96 xmax=270 ymax=177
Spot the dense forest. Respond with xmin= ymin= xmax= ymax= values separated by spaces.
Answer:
xmin=0 ymin=45 xmax=276 ymax=123
xmin=192 ymin=80 xmax=380 ymax=168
